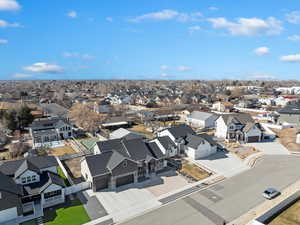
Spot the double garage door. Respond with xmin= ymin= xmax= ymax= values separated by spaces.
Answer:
xmin=93 ymin=177 xmax=109 ymax=191
xmin=116 ymin=174 xmax=134 ymax=187
xmin=247 ymin=136 xmax=260 ymax=143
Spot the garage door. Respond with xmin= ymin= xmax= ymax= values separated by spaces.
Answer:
xmin=247 ymin=136 xmax=260 ymax=143
xmin=93 ymin=177 xmax=109 ymax=191
xmin=116 ymin=174 xmax=134 ymax=187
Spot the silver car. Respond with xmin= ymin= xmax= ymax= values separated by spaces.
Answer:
xmin=262 ymin=188 xmax=281 ymax=199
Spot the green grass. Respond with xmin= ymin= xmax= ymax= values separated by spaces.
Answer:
xmin=44 ymin=199 xmax=90 ymax=225
xmin=57 ymin=167 xmax=70 ymax=187
xmin=20 ymin=220 xmax=36 ymax=225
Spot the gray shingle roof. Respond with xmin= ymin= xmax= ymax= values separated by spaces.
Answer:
xmin=188 ymin=111 xmax=218 ymax=121
xmin=278 ymin=103 xmax=300 ymax=115
xmin=157 ymin=136 xmax=176 ymax=150
xmin=166 ymin=124 xmax=195 ymax=139
xmin=221 ymin=113 xmax=254 ymax=125
xmin=0 ymin=156 xmax=58 ymax=177
xmin=147 ymin=142 xmax=165 ymax=159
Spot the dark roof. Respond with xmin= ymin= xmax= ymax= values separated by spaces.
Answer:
xmin=40 ymin=103 xmax=69 ymax=118
xmin=185 ymin=133 xmax=217 ymax=149
xmin=0 ymin=172 xmax=23 ymax=211
xmin=157 ymin=136 xmax=176 ymax=149
xmin=15 ymin=160 xmax=40 ymax=178
xmin=123 ymin=139 xmax=153 ymax=162
xmin=0 ymin=156 xmax=58 ymax=177
xmin=23 ymin=171 xmax=65 ymax=196
xmin=278 ymin=103 xmax=300 ymax=115
xmin=97 ymin=139 xmax=129 ymax=157
xmin=85 ymin=150 xmax=133 ymax=177
xmin=166 ymin=124 xmax=195 ymax=139
xmin=147 ymin=142 xmax=165 ymax=159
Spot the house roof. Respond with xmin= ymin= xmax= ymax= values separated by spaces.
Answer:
xmin=165 ymin=124 xmax=195 ymax=139
xmin=147 ymin=142 xmax=165 ymax=159
xmin=110 ymin=128 xmax=145 ymax=140
xmin=0 ymin=156 xmax=58 ymax=177
xmin=188 ymin=111 xmax=218 ymax=121
xmin=221 ymin=113 xmax=254 ymax=125
xmin=23 ymin=171 xmax=65 ymax=196
xmin=40 ymin=103 xmax=69 ymax=118
xmin=122 ymin=138 xmax=154 ymax=162
xmin=0 ymin=172 xmax=23 ymax=211
xmin=157 ymin=136 xmax=176 ymax=150
xmin=277 ymin=103 xmax=300 ymax=115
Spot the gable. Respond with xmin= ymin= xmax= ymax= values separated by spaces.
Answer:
xmin=111 ymin=159 xmax=138 ymax=176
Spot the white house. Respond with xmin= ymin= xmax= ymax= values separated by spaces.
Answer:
xmin=0 ymin=156 xmax=66 ymax=224
xmin=215 ymin=113 xmax=263 ymax=143
xmin=149 ymin=136 xmax=178 ymax=158
xmin=157 ymin=124 xmax=195 ymax=145
xmin=212 ymin=101 xmax=233 ymax=112
xmin=184 ymin=133 xmax=218 ymax=159
xmin=186 ymin=111 xmax=218 ymax=128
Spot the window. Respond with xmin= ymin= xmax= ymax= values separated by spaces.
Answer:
xmin=32 ymin=175 xmax=37 ymax=181
xmin=21 ymin=177 xmax=26 ymax=183
xmin=27 ymin=176 xmax=31 ymax=182
xmin=44 ymin=190 xmax=62 ymax=199
xmin=123 ymin=161 xmax=127 ymax=168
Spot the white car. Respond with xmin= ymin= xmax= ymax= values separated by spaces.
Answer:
xmin=262 ymin=188 xmax=281 ymax=199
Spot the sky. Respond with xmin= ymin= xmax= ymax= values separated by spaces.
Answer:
xmin=1 ymin=0 xmax=300 ymax=80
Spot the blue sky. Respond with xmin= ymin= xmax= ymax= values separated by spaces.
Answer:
xmin=1 ymin=0 xmax=300 ymax=80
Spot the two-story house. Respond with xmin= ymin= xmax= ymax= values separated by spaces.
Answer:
xmin=29 ymin=118 xmax=73 ymax=148
xmin=215 ymin=113 xmax=263 ymax=143
xmin=0 ymin=156 xmax=65 ymax=224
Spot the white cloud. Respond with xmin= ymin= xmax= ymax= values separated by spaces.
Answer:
xmin=0 ymin=19 xmax=21 ymax=28
xmin=161 ymin=73 xmax=168 ymax=77
xmin=286 ymin=11 xmax=300 ymax=24
xmin=254 ymin=46 xmax=269 ymax=56
xmin=189 ymin=25 xmax=201 ymax=34
xmin=63 ymin=52 xmax=94 ymax=60
xmin=11 ymin=73 xmax=33 ymax=78
xmin=178 ymin=65 xmax=191 ymax=72
xmin=207 ymin=17 xmax=283 ymax=36
xmin=106 ymin=17 xmax=113 ymax=22
xmin=67 ymin=10 xmax=77 ymax=18
xmin=0 ymin=39 xmax=8 ymax=44
xmin=249 ymin=73 xmax=275 ymax=80
xmin=288 ymin=35 xmax=300 ymax=41
xmin=23 ymin=62 xmax=64 ymax=73
xmin=0 ymin=0 xmax=20 ymax=11
xmin=129 ymin=9 xmax=202 ymax=22
xmin=280 ymin=54 xmax=300 ymax=62
xmin=208 ymin=7 xmax=218 ymax=11
xmin=160 ymin=65 xmax=169 ymax=71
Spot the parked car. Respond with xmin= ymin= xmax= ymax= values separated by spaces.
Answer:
xmin=262 ymin=188 xmax=281 ymax=199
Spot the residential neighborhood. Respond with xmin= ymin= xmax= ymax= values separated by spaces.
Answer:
xmin=1 ymin=0 xmax=300 ymax=225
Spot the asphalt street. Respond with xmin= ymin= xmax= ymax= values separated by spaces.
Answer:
xmin=119 ymin=155 xmax=300 ymax=225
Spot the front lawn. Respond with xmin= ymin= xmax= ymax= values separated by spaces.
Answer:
xmin=57 ymin=167 xmax=70 ymax=186
xmin=44 ymin=199 xmax=90 ymax=225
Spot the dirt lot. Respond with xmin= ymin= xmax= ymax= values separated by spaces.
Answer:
xmin=63 ymin=157 xmax=83 ymax=183
xmin=179 ymin=160 xmax=211 ymax=181
xmin=225 ymin=142 xmax=260 ymax=159
xmin=269 ymin=200 xmax=300 ymax=225
xmin=129 ymin=124 xmax=155 ymax=139
xmin=275 ymin=128 xmax=300 ymax=152
xmin=47 ymin=145 xmax=76 ymax=156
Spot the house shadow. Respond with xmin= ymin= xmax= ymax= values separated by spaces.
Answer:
xmin=43 ymin=198 xmax=83 ymax=223
xmin=202 ymin=151 xmax=229 ymax=161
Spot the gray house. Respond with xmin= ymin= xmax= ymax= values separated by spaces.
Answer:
xmin=81 ymin=138 xmax=166 ymax=191
xmin=277 ymin=103 xmax=300 ymax=126
xmin=0 ymin=156 xmax=65 ymax=224
xmin=186 ymin=111 xmax=218 ymax=128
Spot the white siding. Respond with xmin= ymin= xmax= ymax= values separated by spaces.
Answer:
xmin=185 ymin=141 xmax=217 ymax=160
xmin=16 ymin=170 xmax=39 ymax=185
xmin=81 ymin=159 xmax=93 ymax=182
xmin=215 ymin=117 xmax=228 ymax=139
xmin=0 ymin=207 xmax=18 ymax=223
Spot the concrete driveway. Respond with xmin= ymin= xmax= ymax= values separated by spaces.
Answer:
xmin=119 ymin=155 xmax=300 ymax=225
xmin=85 ymin=185 xmax=161 ymax=223
xmin=244 ymin=140 xmax=290 ymax=155
xmin=193 ymin=151 xmax=250 ymax=177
